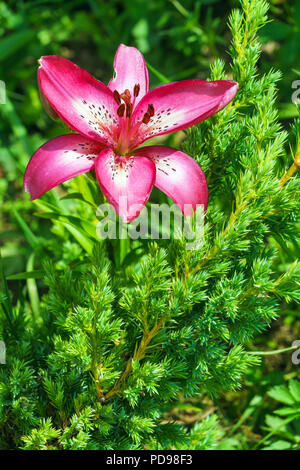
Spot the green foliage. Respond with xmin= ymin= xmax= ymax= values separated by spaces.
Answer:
xmin=260 ymin=379 xmax=300 ymax=450
xmin=220 ymin=375 xmax=300 ymax=450
xmin=259 ymin=0 xmax=300 ymax=115
xmin=0 ymin=0 xmax=299 ymax=451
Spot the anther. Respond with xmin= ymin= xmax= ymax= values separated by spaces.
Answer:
xmin=147 ymin=104 xmax=155 ymax=117
xmin=113 ymin=90 xmax=121 ymax=105
xmin=126 ymin=103 xmax=132 ymax=118
xmin=117 ymin=104 xmax=125 ymax=117
xmin=134 ymin=84 xmax=140 ymax=97
xmin=120 ymin=89 xmax=131 ymax=104
xmin=142 ymin=113 xmax=150 ymax=124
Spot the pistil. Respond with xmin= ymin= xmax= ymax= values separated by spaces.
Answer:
xmin=113 ymin=84 xmax=155 ymax=155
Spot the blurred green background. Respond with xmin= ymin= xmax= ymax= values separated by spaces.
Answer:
xmin=0 ymin=0 xmax=300 ymax=449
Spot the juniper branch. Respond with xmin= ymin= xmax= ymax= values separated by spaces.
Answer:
xmin=280 ymin=137 xmax=300 ymax=187
xmin=103 ymin=316 xmax=166 ymax=402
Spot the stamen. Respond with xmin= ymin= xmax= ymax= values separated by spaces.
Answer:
xmin=147 ymin=104 xmax=155 ymax=117
xmin=120 ymin=89 xmax=131 ymax=104
xmin=142 ymin=112 xmax=150 ymax=124
xmin=117 ymin=104 xmax=125 ymax=117
xmin=134 ymin=84 xmax=140 ymax=97
xmin=126 ymin=103 xmax=132 ymax=118
xmin=96 ymin=121 xmax=114 ymax=139
xmin=113 ymin=90 xmax=121 ymax=105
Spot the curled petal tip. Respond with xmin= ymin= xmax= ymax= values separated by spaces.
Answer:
xmin=24 ymin=184 xmax=35 ymax=201
xmin=38 ymin=56 xmax=47 ymax=67
xmin=230 ymin=80 xmax=239 ymax=93
xmin=229 ymin=80 xmax=239 ymax=93
xmin=218 ymin=80 xmax=239 ymax=111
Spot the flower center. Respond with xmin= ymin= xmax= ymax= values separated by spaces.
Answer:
xmin=112 ymin=84 xmax=155 ymax=155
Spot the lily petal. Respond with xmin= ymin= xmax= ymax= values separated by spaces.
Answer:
xmin=38 ymin=81 xmax=61 ymax=122
xmin=38 ymin=56 xmax=118 ymax=145
xmin=131 ymin=80 xmax=238 ymax=147
xmin=108 ymin=44 xmax=149 ymax=107
xmin=24 ymin=134 xmax=104 ymax=200
xmin=136 ymin=146 xmax=208 ymax=215
xmin=95 ymin=148 xmax=155 ymax=222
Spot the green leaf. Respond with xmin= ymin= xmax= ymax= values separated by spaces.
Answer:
xmin=33 ymin=199 xmax=62 ymax=214
xmin=34 ymin=212 xmax=98 ymax=241
xmin=262 ymin=440 xmax=292 ymax=450
xmin=268 ymin=385 xmax=296 ymax=405
xmin=274 ymin=407 xmax=300 ymax=417
xmin=146 ymin=62 xmax=169 ymax=84
xmin=6 ymin=270 xmax=44 ymax=280
xmin=0 ymin=250 xmax=13 ymax=327
xmin=26 ymin=253 xmax=40 ymax=323
xmin=265 ymin=414 xmax=286 ymax=430
xmin=0 ymin=96 xmax=34 ymax=159
xmin=63 ymin=223 xmax=94 ymax=254
xmin=228 ymin=395 xmax=263 ymax=436
xmin=13 ymin=208 xmax=39 ymax=249
xmin=75 ymin=174 xmax=96 ymax=205
xmin=0 ymin=30 xmax=35 ymax=62
xmin=60 ymin=192 xmax=96 ymax=208
xmin=289 ymin=380 xmax=300 ymax=403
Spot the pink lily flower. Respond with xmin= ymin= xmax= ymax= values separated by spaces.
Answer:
xmin=24 ymin=44 xmax=238 ymax=222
